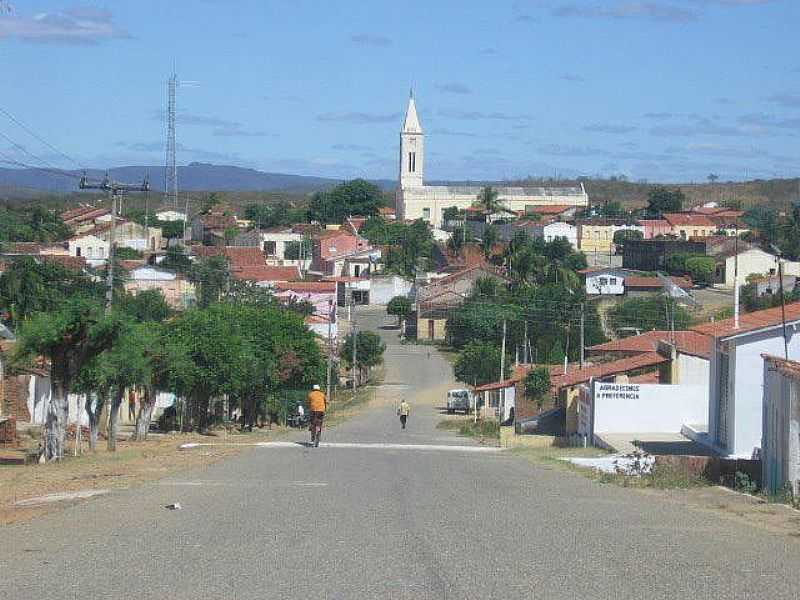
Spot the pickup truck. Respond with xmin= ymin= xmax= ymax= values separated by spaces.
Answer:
xmin=446 ymin=389 xmax=474 ymax=414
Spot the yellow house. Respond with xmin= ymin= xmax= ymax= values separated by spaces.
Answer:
xmin=577 ymin=220 xmax=644 ymax=254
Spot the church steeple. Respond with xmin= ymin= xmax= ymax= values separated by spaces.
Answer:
xmin=402 ymin=91 xmax=423 ymax=134
xmin=399 ymin=91 xmax=424 ymax=188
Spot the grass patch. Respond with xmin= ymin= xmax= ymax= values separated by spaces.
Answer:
xmin=593 ymin=463 xmax=710 ymax=490
xmin=437 ymin=418 xmax=499 ymax=441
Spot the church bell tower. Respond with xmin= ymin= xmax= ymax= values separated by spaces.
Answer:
xmin=399 ymin=91 xmax=424 ymax=189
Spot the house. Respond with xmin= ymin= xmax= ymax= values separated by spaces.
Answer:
xmin=580 ymin=267 xmax=627 ymax=296
xmin=369 ymin=275 xmax=414 ymax=305
xmin=311 ymin=230 xmax=370 ymax=276
xmin=624 ymin=275 xmax=693 ymax=296
xmin=305 ymin=313 xmax=337 ymax=341
xmin=190 ymin=205 xmax=238 ymax=245
xmin=67 ymin=233 xmax=110 ymax=266
xmin=233 ymin=227 xmax=310 ymax=268
xmin=577 ymin=219 xmax=644 ymax=254
xmin=342 ymin=216 xmax=368 ymax=235
xmin=760 ymin=355 xmax=800 ymax=495
xmin=662 ymin=213 xmax=718 ymax=240
xmin=155 ymin=210 xmax=186 ymax=222
xmin=378 ymin=207 xmax=397 ymax=221
xmin=473 ymin=379 xmax=516 ymax=423
xmin=326 ymin=276 xmax=371 ymax=306
xmin=751 ymin=274 xmax=797 ymax=298
xmin=230 ymin=265 xmax=301 ymax=286
xmin=692 ymin=301 xmax=800 ymax=457
xmin=530 ymin=220 xmax=578 ymax=250
xmin=414 ymin=265 xmax=509 ymax=341
xmin=713 ymin=247 xmax=800 ymax=289
xmin=639 ymin=219 xmax=672 ymax=239
xmin=524 ymin=205 xmax=578 ymax=220
xmin=190 ymin=246 xmax=266 ymax=269
xmin=61 ymin=205 xmax=112 ymax=233
xmin=589 ymin=330 xmax=711 ymax=364
xmin=273 ymin=281 xmax=337 ymax=318
xmin=125 ymin=266 xmax=195 ymax=309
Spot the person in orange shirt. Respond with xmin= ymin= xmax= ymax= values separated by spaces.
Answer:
xmin=307 ymin=384 xmax=326 ymax=448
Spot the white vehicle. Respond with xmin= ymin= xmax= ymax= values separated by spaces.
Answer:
xmin=446 ymin=389 xmax=473 ymax=414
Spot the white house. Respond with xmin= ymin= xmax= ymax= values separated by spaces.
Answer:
xmin=581 ymin=268 xmax=626 ymax=296
xmin=155 ymin=210 xmax=186 ymax=222
xmin=531 ymin=221 xmax=578 ymax=251
xmin=473 ymin=379 xmax=516 ymax=423
xmin=717 ymin=247 xmax=800 ymax=289
xmin=693 ymin=302 xmax=800 ymax=458
xmin=67 ymin=234 xmax=110 ymax=266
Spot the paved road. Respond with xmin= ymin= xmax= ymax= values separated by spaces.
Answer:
xmin=3 ymin=307 xmax=800 ymax=599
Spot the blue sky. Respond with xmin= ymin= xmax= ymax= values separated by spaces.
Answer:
xmin=0 ymin=0 xmax=798 ymax=183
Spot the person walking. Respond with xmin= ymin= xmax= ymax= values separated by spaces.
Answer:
xmin=398 ymin=399 xmax=411 ymax=430
xmin=307 ymin=384 xmax=326 ymax=447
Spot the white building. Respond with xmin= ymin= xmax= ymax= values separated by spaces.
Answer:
xmin=155 ymin=210 xmax=186 ymax=222
xmin=693 ymin=302 xmax=800 ymax=458
xmin=530 ymin=221 xmax=578 ymax=250
xmin=395 ymin=93 xmax=589 ymax=227
xmin=581 ymin=268 xmax=626 ymax=296
xmin=717 ymin=247 xmax=800 ymax=289
xmin=67 ymin=233 xmax=110 ymax=266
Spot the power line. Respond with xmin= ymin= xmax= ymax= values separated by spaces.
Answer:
xmin=0 ymin=105 xmax=85 ymax=170
xmin=0 ymin=129 xmax=81 ymax=181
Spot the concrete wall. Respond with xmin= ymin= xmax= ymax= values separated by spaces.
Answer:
xmin=677 ymin=353 xmax=709 ymax=387
xmin=370 ymin=275 xmax=413 ymax=305
xmin=592 ymin=382 xmax=707 ymax=434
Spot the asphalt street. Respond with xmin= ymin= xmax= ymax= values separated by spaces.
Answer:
xmin=2 ymin=307 xmax=800 ymax=599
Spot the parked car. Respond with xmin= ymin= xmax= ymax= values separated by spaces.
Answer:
xmin=446 ymin=389 xmax=474 ymax=414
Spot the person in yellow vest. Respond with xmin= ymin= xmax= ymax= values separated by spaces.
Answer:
xmin=397 ymin=399 xmax=411 ymax=430
xmin=307 ymin=384 xmax=327 ymax=447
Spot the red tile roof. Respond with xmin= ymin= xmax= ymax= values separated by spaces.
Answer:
xmin=551 ymin=352 xmax=668 ymax=388
xmin=629 ymin=371 xmax=661 ymax=384
xmin=273 ymin=281 xmax=336 ymax=293
xmin=41 ymin=255 xmax=87 ymax=271
xmin=693 ymin=301 xmax=800 ymax=339
xmin=61 ymin=205 xmax=96 ymax=221
xmin=763 ymin=355 xmax=800 ymax=381
xmin=525 ymin=204 xmax=575 ymax=215
xmin=474 ymin=379 xmax=516 ymax=392
xmin=691 ymin=206 xmax=745 ymax=218
xmin=191 ymin=246 xmax=265 ymax=267
xmin=231 ymin=266 xmax=299 ymax=282
xmin=118 ymin=259 xmax=146 ymax=271
xmin=589 ymin=330 xmax=711 ymax=360
xmin=625 ymin=275 xmax=693 ymax=290
xmin=663 ymin=213 xmax=715 ymax=227
xmin=5 ymin=242 xmax=43 ymax=255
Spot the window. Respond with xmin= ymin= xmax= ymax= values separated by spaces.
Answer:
xmin=354 ymin=264 xmax=361 ymax=277
xmin=408 ymin=151 xmax=416 ymax=173
xmin=599 ymin=277 xmax=608 ymax=286
xmin=75 ymin=246 xmax=81 ymax=257
xmin=422 ymin=208 xmax=431 ymax=220
xmin=98 ymin=247 xmax=105 ymax=258
xmin=610 ymin=277 xmax=617 ymax=285
xmin=87 ymin=247 xmax=93 ymax=258
xmin=264 ymin=241 xmax=277 ymax=256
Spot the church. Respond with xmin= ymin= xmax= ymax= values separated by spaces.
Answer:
xmin=395 ymin=94 xmax=589 ymax=227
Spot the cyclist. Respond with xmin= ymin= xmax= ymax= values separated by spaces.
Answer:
xmin=307 ymin=384 xmax=326 ymax=447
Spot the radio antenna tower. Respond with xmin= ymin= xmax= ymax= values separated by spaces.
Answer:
xmin=164 ymin=71 xmax=178 ymax=209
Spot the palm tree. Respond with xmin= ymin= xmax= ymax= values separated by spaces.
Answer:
xmin=476 ymin=186 xmax=501 ymax=215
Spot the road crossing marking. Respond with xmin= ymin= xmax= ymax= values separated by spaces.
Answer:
xmin=180 ymin=441 xmax=501 ymax=453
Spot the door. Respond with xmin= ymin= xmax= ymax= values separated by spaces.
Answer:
xmin=428 ymin=319 xmax=435 ymax=340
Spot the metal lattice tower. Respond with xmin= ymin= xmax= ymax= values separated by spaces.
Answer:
xmin=164 ymin=71 xmax=178 ymax=209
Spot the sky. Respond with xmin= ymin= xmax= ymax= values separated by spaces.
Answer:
xmin=0 ymin=0 xmax=798 ymax=184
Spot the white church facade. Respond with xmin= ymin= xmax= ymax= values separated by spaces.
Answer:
xmin=395 ymin=94 xmax=589 ymax=227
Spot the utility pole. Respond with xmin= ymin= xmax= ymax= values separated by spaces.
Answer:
xmin=79 ymin=173 xmax=149 ymax=311
xmin=499 ymin=320 xmax=507 ymax=381
xmin=775 ymin=250 xmax=790 ymax=360
xmin=580 ymin=303 xmax=585 ymax=369
xmin=523 ymin=321 xmax=529 ymax=364
xmin=325 ymin=299 xmax=334 ymax=409
xmin=733 ymin=223 xmax=740 ymax=329
xmin=351 ymin=298 xmax=357 ymax=395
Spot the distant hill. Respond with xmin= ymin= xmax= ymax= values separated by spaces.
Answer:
xmin=0 ymin=163 xmax=395 ymax=195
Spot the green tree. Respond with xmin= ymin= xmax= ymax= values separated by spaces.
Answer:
xmin=524 ymin=367 xmax=551 ymax=409
xmin=340 ymin=331 xmax=386 ymax=385
xmin=160 ymin=245 xmax=193 ymax=274
xmin=608 ymin=296 xmax=693 ymax=335
xmin=684 ymin=256 xmax=715 ymax=285
xmin=308 ymin=179 xmax=384 ymax=224
xmin=190 ymin=255 xmax=229 ymax=307
xmin=114 ymin=246 xmax=143 ymax=260
xmin=386 ymin=296 xmax=413 ymax=327
xmin=13 ymin=298 xmax=124 ymax=459
xmin=600 ymin=201 xmax=625 ymax=218
xmin=118 ymin=289 xmax=173 ymax=322
xmin=612 ymin=229 xmax=643 ymax=252
xmin=647 ymin=186 xmax=685 ymax=216
xmin=481 ymin=224 xmax=499 ymax=258
xmin=453 ymin=341 xmax=509 ymax=387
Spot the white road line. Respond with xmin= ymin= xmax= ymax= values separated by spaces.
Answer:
xmin=179 ymin=441 xmax=501 ymax=453
xmin=14 ymin=489 xmax=110 ymax=507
